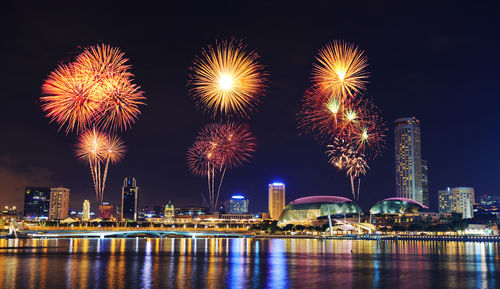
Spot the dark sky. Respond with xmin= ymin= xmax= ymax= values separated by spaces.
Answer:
xmin=1 ymin=0 xmax=499 ymax=213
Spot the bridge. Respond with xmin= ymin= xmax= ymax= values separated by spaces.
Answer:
xmin=20 ymin=229 xmax=254 ymax=239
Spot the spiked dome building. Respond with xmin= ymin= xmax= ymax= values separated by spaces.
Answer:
xmin=277 ymin=196 xmax=362 ymax=226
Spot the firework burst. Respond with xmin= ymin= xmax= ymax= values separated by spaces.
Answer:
xmin=187 ymin=122 xmax=256 ymax=211
xmin=41 ymin=44 xmax=145 ymax=133
xmin=76 ymin=129 xmax=126 ymax=204
xmin=312 ymin=40 xmax=369 ymax=101
xmin=189 ymin=39 xmax=266 ymax=118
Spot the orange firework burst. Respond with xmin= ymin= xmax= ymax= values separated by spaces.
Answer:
xmin=189 ymin=39 xmax=266 ymax=118
xmin=41 ymin=64 xmax=101 ymax=133
xmin=187 ymin=122 xmax=256 ymax=211
xmin=312 ymin=40 xmax=369 ymax=101
xmin=41 ymin=44 xmax=145 ymax=133
xmin=76 ymin=128 xmax=126 ymax=204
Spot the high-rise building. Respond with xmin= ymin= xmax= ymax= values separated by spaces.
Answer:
xmin=225 ymin=195 xmax=249 ymax=214
xmin=394 ymin=117 xmax=423 ymax=204
xmin=268 ymin=182 xmax=285 ymax=220
xmin=24 ymin=187 xmax=51 ymax=220
xmin=49 ymin=187 xmax=70 ymax=220
xmin=121 ymin=177 xmax=139 ymax=221
xmin=82 ymin=200 xmax=90 ymax=221
xmin=438 ymin=187 xmax=475 ymax=219
xmin=421 ymin=159 xmax=429 ymax=207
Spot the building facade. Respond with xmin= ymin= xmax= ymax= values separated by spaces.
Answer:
xmin=268 ymin=182 xmax=285 ymax=220
xmin=164 ymin=201 xmax=175 ymax=219
xmin=225 ymin=195 xmax=249 ymax=214
xmin=49 ymin=187 xmax=70 ymax=220
xmin=394 ymin=117 xmax=423 ymax=204
xmin=24 ymin=187 xmax=51 ymax=220
xmin=82 ymin=200 xmax=90 ymax=221
xmin=121 ymin=177 xmax=139 ymax=221
xmin=438 ymin=187 xmax=475 ymax=219
xmin=421 ymin=159 xmax=429 ymax=207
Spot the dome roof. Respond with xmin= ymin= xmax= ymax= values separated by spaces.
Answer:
xmin=278 ymin=195 xmax=362 ymax=226
xmin=369 ymin=197 xmax=428 ymax=214
xmin=290 ymin=196 xmax=352 ymax=205
xmin=381 ymin=197 xmax=428 ymax=209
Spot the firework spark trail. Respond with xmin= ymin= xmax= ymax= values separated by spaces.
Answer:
xmin=326 ymin=139 xmax=368 ymax=200
xmin=187 ymin=122 xmax=256 ymax=211
xmin=76 ymin=129 xmax=126 ymax=204
xmin=189 ymin=39 xmax=266 ymax=118
xmin=41 ymin=44 xmax=146 ymax=133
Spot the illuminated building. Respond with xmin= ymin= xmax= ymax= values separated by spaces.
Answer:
xmin=49 ymin=187 xmax=70 ymax=220
xmin=23 ymin=187 xmax=51 ymax=220
xmin=175 ymin=206 xmax=210 ymax=217
xmin=269 ymin=182 xmax=285 ymax=220
xmin=225 ymin=195 xmax=249 ymax=214
xmin=474 ymin=193 xmax=499 ymax=217
xmin=421 ymin=159 xmax=429 ymax=207
xmin=82 ymin=200 xmax=90 ymax=221
xmin=121 ymin=177 xmax=139 ymax=221
xmin=164 ymin=201 xmax=175 ymax=219
xmin=394 ymin=117 xmax=423 ymax=204
xmin=98 ymin=202 xmax=116 ymax=220
xmin=369 ymin=197 xmax=428 ymax=214
xmin=0 ymin=206 xmax=19 ymax=221
xmin=278 ymin=196 xmax=362 ymax=226
xmin=438 ymin=187 xmax=475 ymax=219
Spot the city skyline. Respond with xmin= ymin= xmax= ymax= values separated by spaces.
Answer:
xmin=1 ymin=1 xmax=500 ymax=213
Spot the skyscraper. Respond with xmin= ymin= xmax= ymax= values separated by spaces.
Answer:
xmin=268 ymin=182 xmax=285 ymax=220
xmin=24 ymin=187 xmax=51 ymax=220
xmin=82 ymin=200 xmax=90 ymax=221
xmin=438 ymin=187 xmax=475 ymax=219
xmin=394 ymin=117 xmax=423 ymax=204
xmin=421 ymin=159 xmax=429 ymax=207
xmin=121 ymin=177 xmax=139 ymax=221
xmin=225 ymin=195 xmax=249 ymax=214
xmin=49 ymin=187 xmax=70 ymax=220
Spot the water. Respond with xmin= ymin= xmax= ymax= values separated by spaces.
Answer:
xmin=0 ymin=238 xmax=498 ymax=289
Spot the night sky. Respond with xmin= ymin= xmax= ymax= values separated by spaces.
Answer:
xmin=1 ymin=1 xmax=499 ymax=213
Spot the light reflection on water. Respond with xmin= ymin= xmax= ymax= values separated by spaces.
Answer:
xmin=0 ymin=238 xmax=498 ymax=289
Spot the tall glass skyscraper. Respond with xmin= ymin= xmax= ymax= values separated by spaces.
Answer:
xmin=23 ymin=187 xmax=51 ymax=220
xmin=394 ymin=117 xmax=423 ymax=204
xmin=121 ymin=177 xmax=139 ymax=221
xmin=268 ymin=182 xmax=285 ymax=220
xmin=421 ymin=159 xmax=429 ymax=207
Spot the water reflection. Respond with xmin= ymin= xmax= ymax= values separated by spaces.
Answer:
xmin=0 ymin=238 xmax=498 ymax=288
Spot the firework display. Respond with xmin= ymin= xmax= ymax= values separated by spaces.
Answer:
xmin=189 ymin=39 xmax=266 ymax=118
xmin=299 ymin=40 xmax=386 ymax=200
xmin=312 ymin=40 xmax=369 ymax=100
xmin=76 ymin=129 xmax=126 ymax=204
xmin=41 ymin=44 xmax=144 ymax=205
xmin=187 ymin=122 xmax=256 ymax=211
xmin=41 ymin=44 xmax=145 ymax=133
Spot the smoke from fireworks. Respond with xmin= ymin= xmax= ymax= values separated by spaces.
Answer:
xmin=76 ymin=129 xmax=126 ymax=204
xmin=189 ymin=39 xmax=266 ymax=118
xmin=41 ymin=44 xmax=145 ymax=133
xmin=187 ymin=122 xmax=256 ymax=211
